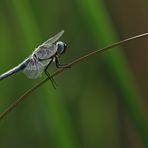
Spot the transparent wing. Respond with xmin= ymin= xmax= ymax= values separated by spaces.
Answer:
xmin=33 ymin=30 xmax=64 ymax=59
xmin=42 ymin=30 xmax=64 ymax=46
xmin=34 ymin=44 xmax=57 ymax=60
xmin=23 ymin=59 xmax=45 ymax=79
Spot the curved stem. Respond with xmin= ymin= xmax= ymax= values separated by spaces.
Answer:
xmin=0 ymin=32 xmax=148 ymax=120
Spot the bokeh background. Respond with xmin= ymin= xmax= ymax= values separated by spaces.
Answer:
xmin=0 ymin=0 xmax=148 ymax=148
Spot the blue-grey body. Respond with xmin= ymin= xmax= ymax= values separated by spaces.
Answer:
xmin=0 ymin=30 xmax=66 ymax=81
xmin=0 ymin=59 xmax=30 ymax=80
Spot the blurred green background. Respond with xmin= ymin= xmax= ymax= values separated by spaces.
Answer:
xmin=0 ymin=0 xmax=148 ymax=147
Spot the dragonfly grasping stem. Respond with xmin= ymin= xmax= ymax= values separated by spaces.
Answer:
xmin=0 ymin=32 xmax=148 ymax=120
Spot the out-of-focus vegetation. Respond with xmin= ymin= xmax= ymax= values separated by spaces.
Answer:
xmin=0 ymin=0 xmax=148 ymax=148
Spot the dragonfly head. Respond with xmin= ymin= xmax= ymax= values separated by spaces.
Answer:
xmin=56 ymin=41 xmax=67 ymax=55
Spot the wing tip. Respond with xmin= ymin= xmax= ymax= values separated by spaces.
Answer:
xmin=60 ymin=29 xmax=64 ymax=34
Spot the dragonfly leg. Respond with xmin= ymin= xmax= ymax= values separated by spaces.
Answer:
xmin=44 ymin=58 xmax=57 ymax=89
xmin=55 ymin=56 xmax=70 ymax=68
xmin=44 ymin=70 xmax=57 ymax=89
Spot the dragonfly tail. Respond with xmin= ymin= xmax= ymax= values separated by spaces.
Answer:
xmin=0 ymin=59 xmax=29 ymax=80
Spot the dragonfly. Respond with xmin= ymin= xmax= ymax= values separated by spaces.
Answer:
xmin=0 ymin=30 xmax=68 ymax=87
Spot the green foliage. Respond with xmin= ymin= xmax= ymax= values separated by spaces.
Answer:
xmin=77 ymin=0 xmax=148 ymax=146
xmin=0 ymin=0 xmax=147 ymax=148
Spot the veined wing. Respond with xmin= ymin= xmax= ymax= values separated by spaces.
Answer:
xmin=33 ymin=30 xmax=64 ymax=60
xmin=23 ymin=57 xmax=45 ymax=79
xmin=34 ymin=44 xmax=57 ymax=61
xmin=42 ymin=30 xmax=64 ymax=46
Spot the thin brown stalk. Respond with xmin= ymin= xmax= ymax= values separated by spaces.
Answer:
xmin=0 ymin=32 xmax=148 ymax=120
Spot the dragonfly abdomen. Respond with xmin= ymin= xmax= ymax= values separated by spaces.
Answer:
xmin=0 ymin=59 xmax=30 ymax=80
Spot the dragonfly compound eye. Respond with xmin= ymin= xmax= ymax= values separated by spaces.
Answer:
xmin=56 ymin=41 xmax=67 ymax=55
